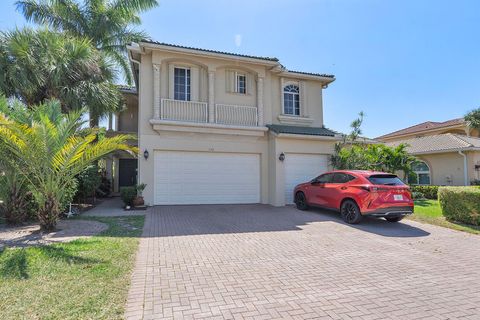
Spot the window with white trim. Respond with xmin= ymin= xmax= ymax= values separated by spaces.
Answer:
xmin=174 ymin=67 xmax=191 ymax=101
xmin=235 ymin=73 xmax=246 ymax=94
xmin=283 ymin=84 xmax=300 ymax=115
xmin=411 ymin=161 xmax=431 ymax=185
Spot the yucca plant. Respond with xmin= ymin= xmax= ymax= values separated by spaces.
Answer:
xmin=0 ymin=97 xmax=137 ymax=230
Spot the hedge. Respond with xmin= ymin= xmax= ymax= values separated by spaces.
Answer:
xmin=410 ymin=185 xmax=439 ymax=200
xmin=438 ymin=187 xmax=480 ymax=226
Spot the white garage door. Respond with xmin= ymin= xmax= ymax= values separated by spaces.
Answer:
xmin=284 ymin=153 xmax=329 ymax=204
xmin=154 ymin=151 xmax=260 ymax=205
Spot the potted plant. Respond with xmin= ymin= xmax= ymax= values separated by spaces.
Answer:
xmin=132 ymin=183 xmax=147 ymax=207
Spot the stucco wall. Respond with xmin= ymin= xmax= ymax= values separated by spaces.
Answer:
xmin=417 ymin=153 xmax=466 ymax=186
xmin=135 ymin=48 xmax=336 ymax=206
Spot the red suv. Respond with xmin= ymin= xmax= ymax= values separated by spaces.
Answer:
xmin=293 ymin=170 xmax=414 ymax=224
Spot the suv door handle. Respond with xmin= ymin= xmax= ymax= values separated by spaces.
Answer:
xmin=340 ymin=187 xmax=347 ymax=190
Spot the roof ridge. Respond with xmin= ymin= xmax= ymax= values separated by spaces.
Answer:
xmin=376 ymin=117 xmax=466 ymax=140
xmin=140 ymin=40 xmax=279 ymax=62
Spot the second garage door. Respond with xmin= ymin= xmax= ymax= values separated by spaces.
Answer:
xmin=154 ymin=151 xmax=260 ymax=205
xmin=284 ymin=153 xmax=329 ymax=204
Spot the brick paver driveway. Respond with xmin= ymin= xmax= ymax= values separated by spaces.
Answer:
xmin=126 ymin=205 xmax=480 ymax=320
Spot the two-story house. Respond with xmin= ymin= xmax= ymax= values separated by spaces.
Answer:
xmin=109 ymin=41 xmax=339 ymax=206
xmin=377 ymin=119 xmax=480 ymax=186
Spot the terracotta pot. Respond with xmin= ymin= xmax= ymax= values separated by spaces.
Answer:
xmin=132 ymin=196 xmax=144 ymax=207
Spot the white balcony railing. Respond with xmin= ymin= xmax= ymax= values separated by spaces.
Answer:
xmin=215 ymin=104 xmax=258 ymax=127
xmin=161 ymin=99 xmax=208 ymax=123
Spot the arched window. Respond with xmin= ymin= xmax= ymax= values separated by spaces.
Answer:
xmin=283 ymin=84 xmax=300 ymax=116
xmin=412 ymin=161 xmax=431 ymax=185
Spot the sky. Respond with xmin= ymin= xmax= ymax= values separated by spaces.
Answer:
xmin=1 ymin=0 xmax=479 ymax=138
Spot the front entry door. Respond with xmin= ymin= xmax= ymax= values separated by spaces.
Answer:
xmin=119 ymin=159 xmax=137 ymax=187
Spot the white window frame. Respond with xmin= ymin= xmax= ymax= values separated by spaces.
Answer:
xmin=412 ymin=161 xmax=431 ymax=185
xmin=283 ymin=84 xmax=300 ymax=116
xmin=174 ymin=67 xmax=191 ymax=101
xmin=235 ymin=72 xmax=247 ymax=94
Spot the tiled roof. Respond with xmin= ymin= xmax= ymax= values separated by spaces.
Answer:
xmin=138 ymin=41 xmax=335 ymax=79
xmin=286 ymin=70 xmax=335 ymax=79
xmin=385 ymin=133 xmax=480 ymax=154
xmin=376 ymin=118 xmax=465 ymax=140
xmin=267 ymin=124 xmax=337 ymax=137
xmin=117 ymin=85 xmax=137 ymax=94
xmin=140 ymin=40 xmax=279 ymax=62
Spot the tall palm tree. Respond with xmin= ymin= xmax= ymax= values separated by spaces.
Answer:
xmin=0 ymin=97 xmax=138 ymax=230
xmin=16 ymin=0 xmax=158 ymax=84
xmin=0 ymin=28 xmax=122 ymax=125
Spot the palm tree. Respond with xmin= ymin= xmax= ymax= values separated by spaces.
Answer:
xmin=465 ymin=108 xmax=480 ymax=131
xmin=0 ymin=28 xmax=122 ymax=125
xmin=16 ymin=0 xmax=158 ymax=84
xmin=0 ymin=97 xmax=138 ymax=230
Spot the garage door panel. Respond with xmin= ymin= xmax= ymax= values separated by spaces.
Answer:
xmin=154 ymin=151 xmax=260 ymax=205
xmin=285 ymin=154 xmax=328 ymax=204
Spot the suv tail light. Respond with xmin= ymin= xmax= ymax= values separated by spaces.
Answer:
xmin=361 ymin=186 xmax=379 ymax=192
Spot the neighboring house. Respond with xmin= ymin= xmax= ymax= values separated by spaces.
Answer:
xmin=107 ymin=41 xmax=339 ymax=206
xmin=377 ymin=119 xmax=480 ymax=186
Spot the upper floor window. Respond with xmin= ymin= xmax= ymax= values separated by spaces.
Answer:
xmin=411 ymin=161 xmax=431 ymax=185
xmin=283 ymin=84 xmax=300 ymax=116
xmin=174 ymin=67 xmax=190 ymax=101
xmin=236 ymin=73 xmax=246 ymax=94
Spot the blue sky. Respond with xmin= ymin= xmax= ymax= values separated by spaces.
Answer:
xmin=1 ymin=0 xmax=479 ymax=138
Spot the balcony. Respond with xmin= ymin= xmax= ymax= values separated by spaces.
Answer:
xmin=152 ymin=99 xmax=266 ymax=137
xmin=160 ymin=99 xmax=259 ymax=127
xmin=215 ymin=104 xmax=258 ymax=127
xmin=161 ymin=99 xmax=208 ymax=123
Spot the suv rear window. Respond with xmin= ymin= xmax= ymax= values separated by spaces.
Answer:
xmin=367 ymin=174 xmax=405 ymax=186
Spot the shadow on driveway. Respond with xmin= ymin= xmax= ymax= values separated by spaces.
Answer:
xmin=148 ymin=204 xmax=430 ymax=238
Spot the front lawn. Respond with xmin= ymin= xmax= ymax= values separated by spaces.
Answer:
xmin=409 ymin=199 xmax=480 ymax=235
xmin=0 ymin=216 xmax=144 ymax=320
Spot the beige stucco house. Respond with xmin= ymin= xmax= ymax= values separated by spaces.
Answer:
xmin=107 ymin=41 xmax=340 ymax=206
xmin=377 ymin=119 xmax=480 ymax=186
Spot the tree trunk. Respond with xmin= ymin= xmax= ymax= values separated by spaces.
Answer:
xmin=38 ymin=194 xmax=60 ymax=232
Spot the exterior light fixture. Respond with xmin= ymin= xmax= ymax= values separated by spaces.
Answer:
xmin=279 ymin=152 xmax=285 ymax=162
xmin=143 ymin=149 xmax=149 ymax=160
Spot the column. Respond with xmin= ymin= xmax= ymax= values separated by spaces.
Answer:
xmin=108 ymin=113 xmax=113 ymax=130
xmin=257 ymin=76 xmax=264 ymax=126
xmin=153 ymin=64 xmax=160 ymax=119
xmin=208 ymin=70 xmax=215 ymax=123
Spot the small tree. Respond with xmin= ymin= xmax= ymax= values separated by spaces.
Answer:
xmin=464 ymin=108 xmax=480 ymax=131
xmin=0 ymin=97 xmax=137 ymax=230
xmin=331 ymin=112 xmax=416 ymax=179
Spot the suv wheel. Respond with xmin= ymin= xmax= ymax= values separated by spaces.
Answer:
xmin=340 ymin=200 xmax=363 ymax=224
xmin=385 ymin=216 xmax=404 ymax=223
xmin=295 ymin=192 xmax=309 ymax=211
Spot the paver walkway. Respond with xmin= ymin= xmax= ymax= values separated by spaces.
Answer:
xmin=126 ymin=205 xmax=480 ymax=320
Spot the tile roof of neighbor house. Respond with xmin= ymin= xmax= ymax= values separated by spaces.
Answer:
xmin=117 ymin=85 xmax=137 ymax=94
xmin=376 ymin=118 xmax=465 ymax=140
xmin=139 ymin=40 xmax=335 ymax=79
xmin=385 ymin=133 xmax=480 ymax=154
xmin=267 ymin=124 xmax=337 ymax=137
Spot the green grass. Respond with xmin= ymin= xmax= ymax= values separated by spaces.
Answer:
xmin=409 ymin=199 xmax=480 ymax=235
xmin=0 ymin=215 xmax=144 ymax=320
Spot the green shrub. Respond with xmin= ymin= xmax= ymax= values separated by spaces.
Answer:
xmin=410 ymin=185 xmax=439 ymax=199
xmin=120 ymin=186 xmax=136 ymax=207
xmin=438 ymin=186 xmax=480 ymax=226
xmin=412 ymin=191 xmax=425 ymax=200
xmin=75 ymin=165 xmax=101 ymax=202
